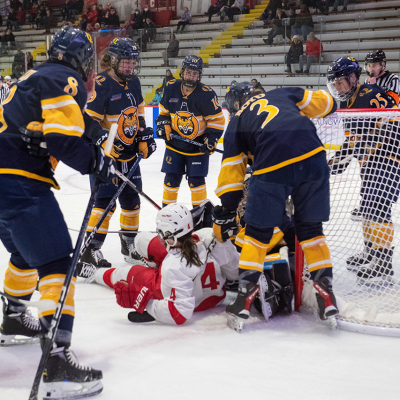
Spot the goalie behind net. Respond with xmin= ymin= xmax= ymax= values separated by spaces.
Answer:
xmin=298 ymin=108 xmax=400 ymax=336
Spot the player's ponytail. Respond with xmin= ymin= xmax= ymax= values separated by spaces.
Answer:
xmin=100 ymin=54 xmax=112 ymax=72
xmin=178 ymin=232 xmax=202 ymax=267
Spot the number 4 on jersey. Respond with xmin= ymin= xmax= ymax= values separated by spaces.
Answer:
xmin=201 ymin=262 xmax=220 ymax=290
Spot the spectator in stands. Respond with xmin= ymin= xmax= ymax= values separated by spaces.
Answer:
xmin=29 ymin=2 xmax=38 ymax=29
xmin=285 ymin=35 xmax=303 ymax=74
xmin=86 ymin=22 xmax=93 ymax=33
xmin=162 ymin=33 xmax=179 ymax=67
xmin=35 ymin=4 xmax=46 ymax=29
xmin=12 ymin=63 xmax=24 ymax=79
xmin=139 ymin=17 xmax=156 ymax=51
xmin=259 ymin=0 xmax=282 ymax=26
xmin=176 ymin=6 xmax=192 ymax=32
xmin=251 ymin=78 xmax=265 ymax=92
xmin=75 ymin=0 xmax=84 ymax=13
xmin=263 ymin=8 xmax=289 ymax=45
xmin=0 ymin=76 xmax=10 ymax=104
xmin=141 ymin=4 xmax=152 ymax=24
xmin=225 ymin=0 xmax=244 ymax=23
xmin=12 ymin=47 xmax=25 ymax=71
xmin=16 ymin=6 xmax=26 ymax=25
xmin=1 ymin=28 xmax=16 ymax=53
xmin=296 ymin=31 xmax=322 ymax=74
xmin=26 ymin=51 xmax=33 ymax=69
xmin=122 ymin=20 xmax=134 ymax=38
xmin=87 ymin=3 xmax=98 ymax=26
xmin=291 ymin=4 xmax=314 ymax=41
xmin=43 ymin=8 xmax=56 ymax=34
xmin=332 ymin=0 xmax=350 ymax=12
xmin=7 ymin=8 xmax=20 ymax=31
xmin=206 ymin=0 xmax=224 ymax=22
xmin=62 ymin=0 xmax=79 ymax=21
xmin=148 ymin=87 xmax=163 ymax=106
xmin=315 ymin=0 xmax=330 ymax=15
xmin=106 ymin=8 xmax=120 ymax=28
xmin=161 ymin=69 xmax=174 ymax=90
xmin=105 ymin=2 xmax=112 ymax=13
xmin=96 ymin=3 xmax=106 ymax=25
xmin=130 ymin=8 xmax=143 ymax=30
xmin=23 ymin=0 xmax=31 ymax=12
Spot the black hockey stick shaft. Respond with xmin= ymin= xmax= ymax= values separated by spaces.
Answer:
xmin=169 ymin=133 xmax=224 ymax=154
xmin=29 ymin=179 xmax=100 ymax=400
xmin=78 ymin=154 xmax=143 ymax=258
xmin=115 ymin=170 xmax=162 ymax=210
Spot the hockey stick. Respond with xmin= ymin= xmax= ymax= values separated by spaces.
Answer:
xmin=115 ymin=170 xmax=162 ymax=210
xmin=0 ymin=290 xmax=56 ymax=312
xmin=28 ymin=126 xmax=118 ymax=400
xmin=78 ymin=153 xmax=143 ymax=258
xmin=169 ymin=133 xmax=224 ymax=154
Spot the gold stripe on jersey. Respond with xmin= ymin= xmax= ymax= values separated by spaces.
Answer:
xmin=138 ymin=101 xmax=145 ymax=117
xmin=87 ymin=207 xmax=115 ymax=235
xmin=38 ymin=274 xmax=76 ymax=318
xmin=204 ymin=111 xmax=225 ymax=131
xmin=252 ymin=147 xmax=325 ymax=175
xmin=215 ymin=153 xmax=247 ymax=197
xmin=85 ymin=108 xmax=104 ymax=121
xmin=363 ymin=220 xmax=394 ymax=249
xmin=296 ymin=90 xmax=334 ymax=118
xmin=190 ymin=184 xmax=207 ymax=206
xmin=239 ymin=235 xmax=269 ymax=272
xmin=4 ymin=261 xmax=38 ymax=297
xmin=159 ymin=104 xmax=169 ymax=115
xmin=300 ymin=235 xmax=332 ymax=273
xmin=165 ymin=144 xmax=204 ymax=156
xmin=41 ymin=95 xmax=84 ymax=137
xmin=162 ymin=183 xmax=179 ymax=206
xmin=0 ymin=168 xmax=60 ymax=189
xmin=120 ymin=207 xmax=140 ymax=231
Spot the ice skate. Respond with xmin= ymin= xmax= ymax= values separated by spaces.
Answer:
xmin=0 ymin=296 xmax=42 ymax=346
xmin=346 ymin=246 xmax=374 ymax=271
xmin=313 ymin=277 xmax=338 ymax=321
xmin=356 ymin=248 xmax=394 ymax=286
xmin=42 ymin=346 xmax=103 ymax=400
xmin=120 ymin=234 xmax=140 ymax=264
xmin=77 ymin=247 xmax=111 ymax=280
xmin=226 ymin=282 xmax=259 ymax=333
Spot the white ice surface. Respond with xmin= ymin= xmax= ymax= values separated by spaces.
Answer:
xmin=1 ymin=140 xmax=400 ymax=400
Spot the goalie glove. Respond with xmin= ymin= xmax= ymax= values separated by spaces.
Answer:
xmin=96 ymin=129 xmax=124 ymax=160
xmin=114 ymin=280 xmax=153 ymax=313
xmin=20 ymin=122 xmax=49 ymax=157
xmin=201 ymin=137 xmax=218 ymax=155
xmin=211 ymin=205 xmax=238 ymax=243
xmin=155 ymin=115 xmax=172 ymax=141
xmin=137 ymin=127 xmax=157 ymax=159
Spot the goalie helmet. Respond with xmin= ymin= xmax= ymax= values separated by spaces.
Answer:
xmin=156 ymin=204 xmax=194 ymax=248
xmin=108 ymin=37 xmax=140 ymax=81
xmin=326 ymin=56 xmax=362 ymax=101
xmin=48 ymin=26 xmax=94 ymax=82
xmin=225 ymin=81 xmax=253 ymax=115
xmin=180 ymin=55 xmax=203 ymax=88
xmin=364 ymin=50 xmax=386 ymax=77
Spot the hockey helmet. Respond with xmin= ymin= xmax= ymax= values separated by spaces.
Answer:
xmin=48 ymin=26 xmax=94 ymax=82
xmin=180 ymin=55 xmax=203 ymax=88
xmin=225 ymin=81 xmax=253 ymax=115
xmin=108 ymin=37 xmax=140 ymax=81
xmin=326 ymin=56 xmax=362 ymax=101
xmin=364 ymin=50 xmax=386 ymax=76
xmin=156 ymin=203 xmax=194 ymax=248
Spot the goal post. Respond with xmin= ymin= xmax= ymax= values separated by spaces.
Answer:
xmin=296 ymin=108 xmax=400 ymax=336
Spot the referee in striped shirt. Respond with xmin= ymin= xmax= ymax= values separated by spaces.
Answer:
xmin=364 ymin=50 xmax=400 ymax=105
xmin=0 ymin=76 xmax=10 ymax=104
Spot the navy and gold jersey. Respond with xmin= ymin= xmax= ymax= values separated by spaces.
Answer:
xmin=341 ymin=84 xmax=397 ymax=110
xmin=0 ymin=63 xmax=93 ymax=189
xmin=159 ymin=79 xmax=225 ymax=155
xmin=86 ymin=71 xmax=145 ymax=162
xmin=215 ymin=87 xmax=336 ymax=208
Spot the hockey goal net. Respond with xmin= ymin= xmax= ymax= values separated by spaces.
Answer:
xmin=296 ymin=108 xmax=400 ymax=336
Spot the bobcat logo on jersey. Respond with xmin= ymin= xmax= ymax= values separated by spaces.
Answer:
xmin=173 ymin=111 xmax=199 ymax=140
xmin=117 ymin=106 xmax=139 ymax=145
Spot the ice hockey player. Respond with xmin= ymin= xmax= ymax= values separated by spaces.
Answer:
xmin=79 ymin=37 xmax=157 ymax=271
xmin=364 ymin=50 xmax=399 ymax=105
xmin=213 ymin=82 xmax=339 ymax=332
xmin=326 ymin=56 xmax=399 ymax=285
xmin=155 ymin=55 xmax=225 ymax=208
xmin=0 ymin=27 xmax=111 ymax=398
xmin=82 ymin=203 xmax=239 ymax=325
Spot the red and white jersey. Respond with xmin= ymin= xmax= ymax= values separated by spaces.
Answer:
xmin=96 ymin=228 xmax=239 ymax=325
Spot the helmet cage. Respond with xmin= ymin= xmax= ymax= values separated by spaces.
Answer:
xmin=327 ymin=74 xmax=358 ymax=102
xmin=180 ymin=56 xmax=203 ymax=88
xmin=108 ymin=39 xmax=140 ymax=82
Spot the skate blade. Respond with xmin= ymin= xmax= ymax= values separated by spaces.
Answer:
xmin=0 ymin=333 xmax=41 ymax=347
xmin=227 ymin=314 xmax=244 ymax=333
xmin=43 ymin=380 xmax=103 ymax=400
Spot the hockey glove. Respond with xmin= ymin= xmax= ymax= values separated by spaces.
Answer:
xmin=201 ymin=137 xmax=218 ymax=155
xmin=137 ymin=127 xmax=157 ymax=159
xmin=328 ymin=152 xmax=352 ymax=175
xmin=20 ymin=122 xmax=49 ymax=157
xmin=212 ymin=205 xmax=238 ymax=243
xmin=114 ymin=280 xmax=153 ymax=313
xmin=96 ymin=129 xmax=124 ymax=160
xmin=155 ymin=115 xmax=172 ymax=141
xmin=91 ymin=146 xmax=117 ymax=184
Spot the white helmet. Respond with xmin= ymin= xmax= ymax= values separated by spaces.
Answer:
xmin=156 ymin=203 xmax=193 ymax=247
xmin=4 ymin=76 xmax=11 ymax=81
